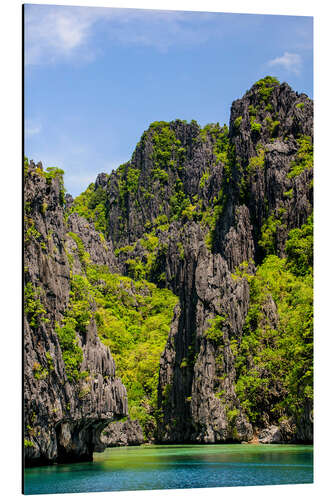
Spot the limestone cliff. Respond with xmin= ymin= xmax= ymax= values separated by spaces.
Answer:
xmin=24 ymin=77 xmax=313 ymax=464
xmin=24 ymin=162 xmax=127 ymax=466
xmin=101 ymin=78 xmax=313 ymax=443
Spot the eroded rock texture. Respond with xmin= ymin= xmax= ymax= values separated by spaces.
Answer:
xmin=100 ymin=80 xmax=312 ymax=444
xmin=100 ymin=420 xmax=145 ymax=448
xmin=24 ymin=78 xmax=313 ymax=464
xmin=155 ymin=83 xmax=313 ymax=443
xmin=24 ymin=162 xmax=127 ymax=466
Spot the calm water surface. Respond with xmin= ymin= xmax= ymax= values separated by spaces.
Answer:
xmin=24 ymin=444 xmax=313 ymax=495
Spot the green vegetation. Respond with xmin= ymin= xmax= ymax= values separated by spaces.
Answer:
xmin=24 ymin=216 xmax=43 ymax=245
xmin=231 ymin=260 xmax=252 ymax=281
xmin=151 ymin=123 xmax=177 ymax=171
xmin=24 ymin=282 xmax=49 ymax=328
xmin=170 ymin=179 xmax=191 ymax=220
xmin=247 ymin=147 xmax=265 ymax=172
xmin=234 ymin=116 xmax=243 ymax=128
xmin=114 ymin=244 xmax=136 ymax=257
xmin=283 ymin=188 xmax=293 ymax=199
xmin=288 ymin=135 xmax=313 ymax=179
xmin=285 ymin=214 xmax=313 ymax=276
xmin=235 ymin=256 xmax=313 ymax=425
xmin=67 ymin=232 xmax=91 ymax=267
xmin=265 ymin=116 xmax=280 ymax=137
xmin=227 ymin=408 xmax=239 ymax=425
xmin=125 ymin=165 xmax=141 ymax=193
xmin=32 ymin=362 xmax=49 ymax=380
xmin=148 ymin=122 xmax=187 ymax=182
xmin=208 ymin=123 xmax=230 ymax=169
xmin=26 ymin=162 xmax=66 ymax=206
xmin=204 ymin=315 xmax=227 ymax=344
xmin=55 ymin=270 xmax=97 ymax=382
xmin=70 ymin=182 xmax=108 ymax=234
xmin=199 ymin=170 xmax=210 ymax=189
xmin=82 ymin=264 xmax=178 ymax=439
xmin=44 ymin=166 xmax=65 ymax=184
xmin=61 ymin=229 xmax=178 ymax=437
xmin=250 ymin=117 xmax=262 ymax=133
xmin=255 ymin=76 xmax=280 ymax=103
xmin=234 ymin=215 xmax=313 ymax=426
xmin=46 ymin=352 xmax=55 ymax=372
xmin=56 ymin=318 xmax=84 ymax=383
xmin=125 ymin=258 xmax=147 ymax=281
xmin=258 ymin=214 xmax=282 ymax=255
xmin=296 ymin=102 xmax=305 ymax=109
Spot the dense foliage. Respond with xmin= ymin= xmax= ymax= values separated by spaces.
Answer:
xmin=25 ymin=77 xmax=313 ymax=447
xmin=288 ymin=135 xmax=313 ymax=179
xmin=55 ymin=274 xmax=93 ymax=383
xmin=69 ymin=182 xmax=108 ymax=234
xmin=91 ymin=267 xmax=178 ymax=439
xmin=234 ymin=215 xmax=313 ymax=427
xmin=24 ymin=282 xmax=49 ymax=328
xmin=61 ymin=248 xmax=178 ymax=437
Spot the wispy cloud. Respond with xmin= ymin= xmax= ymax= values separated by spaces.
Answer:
xmin=25 ymin=5 xmax=100 ymax=65
xmin=24 ymin=5 xmax=255 ymax=65
xmin=25 ymin=120 xmax=42 ymax=136
xmin=267 ymin=52 xmax=302 ymax=75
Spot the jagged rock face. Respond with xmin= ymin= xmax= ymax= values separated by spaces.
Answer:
xmin=155 ymin=81 xmax=313 ymax=444
xmin=66 ymin=213 xmax=118 ymax=275
xmin=93 ymin=80 xmax=313 ymax=444
xmin=24 ymin=162 xmax=128 ymax=466
xmin=100 ymin=420 xmax=145 ymax=448
xmin=157 ymin=230 xmax=254 ymax=443
xmin=106 ymin=120 xmax=225 ymax=247
xmin=225 ymin=81 xmax=313 ymax=261
xmin=24 ymin=78 xmax=313 ymax=461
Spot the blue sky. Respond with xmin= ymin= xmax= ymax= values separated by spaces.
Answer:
xmin=24 ymin=4 xmax=313 ymax=197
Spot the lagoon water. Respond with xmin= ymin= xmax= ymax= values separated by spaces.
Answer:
xmin=24 ymin=443 xmax=313 ymax=495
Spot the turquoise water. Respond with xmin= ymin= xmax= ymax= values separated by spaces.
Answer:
xmin=24 ymin=444 xmax=313 ymax=495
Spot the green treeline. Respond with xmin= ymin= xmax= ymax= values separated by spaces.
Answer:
xmin=24 ymin=81 xmax=313 ymax=440
xmin=62 ymin=246 xmax=178 ymax=438
xmin=234 ymin=214 xmax=313 ymax=427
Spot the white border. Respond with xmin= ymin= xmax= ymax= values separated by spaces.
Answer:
xmin=1 ymin=1 xmax=332 ymax=499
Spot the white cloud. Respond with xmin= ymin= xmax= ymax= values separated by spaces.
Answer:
xmin=24 ymin=5 xmax=244 ymax=65
xmin=25 ymin=120 xmax=42 ymax=136
xmin=267 ymin=52 xmax=302 ymax=75
xmin=25 ymin=6 xmax=99 ymax=65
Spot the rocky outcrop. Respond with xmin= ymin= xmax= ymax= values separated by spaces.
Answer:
xmin=155 ymin=80 xmax=313 ymax=444
xmin=66 ymin=212 xmax=118 ymax=275
xmin=100 ymin=420 xmax=145 ymax=448
xmin=85 ymin=78 xmax=313 ymax=444
xmin=106 ymin=119 xmax=225 ymax=248
xmin=24 ymin=78 xmax=313 ymax=462
xmin=24 ymin=162 xmax=128 ymax=466
xmin=258 ymin=425 xmax=282 ymax=444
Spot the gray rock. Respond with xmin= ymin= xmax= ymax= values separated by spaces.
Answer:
xmin=259 ymin=426 xmax=282 ymax=444
xmin=24 ymin=78 xmax=313 ymax=463
xmin=100 ymin=420 xmax=145 ymax=448
xmin=24 ymin=162 xmax=128 ymax=466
